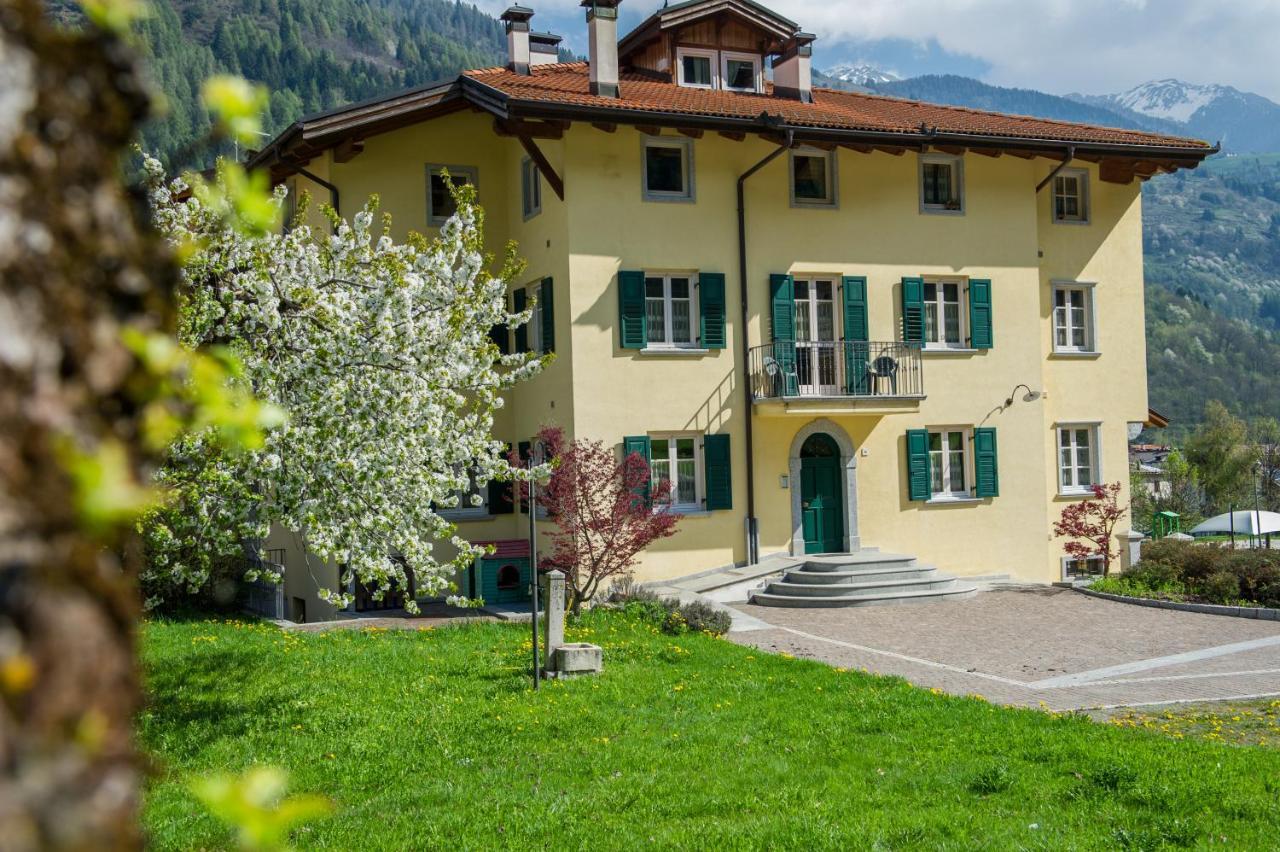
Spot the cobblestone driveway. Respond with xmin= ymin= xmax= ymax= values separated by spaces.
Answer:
xmin=728 ymin=586 xmax=1280 ymax=711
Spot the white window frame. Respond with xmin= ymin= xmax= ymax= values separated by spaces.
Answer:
xmin=426 ymin=164 xmax=478 ymax=227
xmin=675 ymin=46 xmax=717 ymax=89
xmin=1057 ymin=422 xmax=1101 ymax=495
xmin=1061 ymin=554 xmax=1105 ymax=581
xmin=649 ymin=432 xmax=704 ymax=512
xmin=1051 ymin=281 xmax=1098 ymax=354
xmin=439 ymin=465 xmax=489 ymax=520
xmin=927 ymin=426 xmax=973 ymax=500
xmin=1052 ymin=168 xmax=1090 ymax=225
xmin=922 ymin=277 xmax=968 ymax=350
xmin=720 ymin=50 xmax=762 ymax=93
xmin=521 ymin=156 xmax=541 ymax=220
xmin=790 ymin=147 xmax=838 ymax=208
xmin=641 ymin=135 xmax=695 ymax=203
xmin=643 ymin=271 xmax=699 ymax=349
xmin=919 ymin=153 xmax=964 ymax=215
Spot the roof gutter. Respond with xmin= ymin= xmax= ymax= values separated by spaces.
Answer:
xmin=736 ymin=121 xmax=793 ymax=566
xmin=1035 ymin=145 xmax=1076 ymax=194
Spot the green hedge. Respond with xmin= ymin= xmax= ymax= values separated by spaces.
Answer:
xmin=1105 ymin=540 xmax=1280 ymax=608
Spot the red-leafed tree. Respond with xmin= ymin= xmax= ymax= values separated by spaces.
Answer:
xmin=1052 ymin=482 xmax=1129 ymax=576
xmin=517 ymin=427 xmax=681 ymax=614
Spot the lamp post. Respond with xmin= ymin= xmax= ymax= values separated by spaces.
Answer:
xmin=528 ymin=439 xmax=544 ymax=689
xmin=1255 ymin=461 xmax=1263 ymax=551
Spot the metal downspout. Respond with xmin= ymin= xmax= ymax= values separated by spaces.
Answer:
xmin=297 ymin=166 xmax=341 ymax=217
xmin=736 ymin=127 xmax=793 ymax=566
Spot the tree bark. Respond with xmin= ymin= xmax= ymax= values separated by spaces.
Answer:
xmin=0 ymin=3 xmax=174 ymax=849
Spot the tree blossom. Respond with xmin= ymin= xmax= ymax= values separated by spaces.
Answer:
xmin=142 ymin=157 xmax=543 ymax=611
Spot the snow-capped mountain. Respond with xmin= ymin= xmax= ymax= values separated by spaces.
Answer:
xmin=820 ymin=63 xmax=900 ymax=88
xmin=1109 ymin=79 xmax=1233 ymax=123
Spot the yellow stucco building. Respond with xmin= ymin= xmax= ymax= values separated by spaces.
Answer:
xmin=252 ymin=0 xmax=1212 ymax=621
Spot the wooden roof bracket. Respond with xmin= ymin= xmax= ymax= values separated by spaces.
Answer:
xmin=517 ymin=133 xmax=564 ymax=201
xmin=1035 ymin=145 xmax=1076 ymax=194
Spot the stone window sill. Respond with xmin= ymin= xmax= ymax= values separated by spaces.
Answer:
xmin=922 ymin=347 xmax=979 ymax=355
xmin=925 ymin=495 xmax=982 ymax=505
xmin=640 ymin=347 xmax=712 ymax=357
xmin=1049 ymin=350 xmax=1101 ymax=359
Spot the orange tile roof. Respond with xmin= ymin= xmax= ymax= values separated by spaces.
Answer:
xmin=465 ymin=63 xmax=1211 ymax=152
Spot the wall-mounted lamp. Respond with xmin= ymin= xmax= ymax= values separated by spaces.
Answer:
xmin=1005 ymin=384 xmax=1045 ymax=407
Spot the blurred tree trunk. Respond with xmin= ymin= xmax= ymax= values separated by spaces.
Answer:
xmin=0 ymin=2 xmax=174 ymax=849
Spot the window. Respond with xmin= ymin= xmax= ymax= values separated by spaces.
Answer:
xmin=924 ymin=280 xmax=965 ymax=348
xmin=525 ymin=284 xmax=543 ymax=353
xmin=642 ymin=136 xmax=694 ymax=202
xmin=928 ymin=429 xmax=970 ymax=498
xmin=920 ymin=154 xmax=963 ymax=213
xmin=650 ymin=434 xmax=702 ymax=510
xmin=441 ymin=466 xmax=489 ymax=519
xmin=521 ymin=157 xmax=541 ymax=219
xmin=1058 ymin=424 xmax=1100 ymax=494
xmin=426 ymin=164 xmax=477 ymax=226
xmin=1053 ymin=168 xmax=1089 ymax=223
xmin=644 ymin=273 xmax=696 ymax=348
xmin=720 ymin=51 xmax=761 ymax=92
xmin=791 ymin=148 xmax=837 ymax=207
xmin=676 ymin=47 xmax=715 ymax=88
xmin=1053 ymin=284 xmax=1095 ymax=353
xmin=1062 ymin=554 xmax=1104 ymax=581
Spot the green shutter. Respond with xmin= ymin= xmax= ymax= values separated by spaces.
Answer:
xmin=974 ymin=427 xmax=999 ymax=497
xmin=968 ymin=279 xmax=992 ymax=349
xmin=906 ymin=429 xmax=931 ymax=501
xmin=842 ymin=276 xmax=869 ymax=394
xmin=703 ymin=433 xmax=732 ymax=510
xmin=540 ymin=277 xmax=555 ymax=354
xmin=488 ymin=443 xmax=514 ymax=514
xmin=618 ymin=270 xmax=646 ymax=349
xmin=698 ymin=272 xmax=727 ymax=349
xmin=901 ymin=277 xmax=925 ymax=345
xmin=622 ymin=435 xmax=652 ymax=505
xmin=770 ymin=274 xmax=798 ymax=396
xmin=512 ymin=288 xmax=528 ymax=353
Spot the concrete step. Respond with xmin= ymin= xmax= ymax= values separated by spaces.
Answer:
xmin=783 ymin=565 xmax=936 ymax=585
xmin=800 ymin=553 xmax=918 ymax=572
xmin=765 ymin=575 xmax=960 ymax=598
xmin=751 ymin=584 xmax=979 ymax=608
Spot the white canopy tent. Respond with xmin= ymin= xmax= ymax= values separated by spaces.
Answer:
xmin=1188 ymin=510 xmax=1280 ymax=537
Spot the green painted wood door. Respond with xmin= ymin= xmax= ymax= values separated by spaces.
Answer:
xmin=800 ymin=450 xmax=844 ymax=555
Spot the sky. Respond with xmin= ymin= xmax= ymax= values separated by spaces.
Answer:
xmin=472 ymin=0 xmax=1280 ymax=100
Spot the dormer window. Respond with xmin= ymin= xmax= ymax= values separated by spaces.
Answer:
xmin=677 ymin=47 xmax=715 ymax=88
xmin=721 ymin=51 xmax=761 ymax=92
xmin=672 ymin=47 xmax=762 ymax=93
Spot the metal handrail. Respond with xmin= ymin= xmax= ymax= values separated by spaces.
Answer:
xmin=749 ymin=340 xmax=924 ymax=401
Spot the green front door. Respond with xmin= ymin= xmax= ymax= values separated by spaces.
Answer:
xmin=800 ymin=433 xmax=844 ymax=554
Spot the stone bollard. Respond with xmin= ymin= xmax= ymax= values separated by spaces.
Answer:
xmin=544 ymin=569 xmax=566 ymax=660
xmin=1121 ymin=529 xmax=1146 ymax=573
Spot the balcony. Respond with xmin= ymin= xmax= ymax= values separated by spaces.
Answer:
xmin=749 ymin=341 xmax=925 ymax=412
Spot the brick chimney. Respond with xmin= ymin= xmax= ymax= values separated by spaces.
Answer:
xmin=772 ymin=33 xmax=816 ymax=102
xmin=501 ymin=6 xmax=535 ymax=75
xmin=581 ymin=0 xmax=622 ymax=98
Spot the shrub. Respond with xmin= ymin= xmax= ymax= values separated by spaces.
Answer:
xmin=674 ymin=600 xmax=732 ymax=636
xmin=1201 ymin=570 xmax=1242 ymax=604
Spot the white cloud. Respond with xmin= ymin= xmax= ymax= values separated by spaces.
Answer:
xmin=475 ymin=0 xmax=1280 ymax=98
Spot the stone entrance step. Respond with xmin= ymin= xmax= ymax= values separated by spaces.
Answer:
xmin=750 ymin=550 xmax=977 ymax=609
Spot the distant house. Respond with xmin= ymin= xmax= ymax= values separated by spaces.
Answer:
xmin=247 ymin=0 xmax=1213 ymax=620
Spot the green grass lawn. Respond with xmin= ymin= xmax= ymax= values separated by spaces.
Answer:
xmin=140 ymin=612 xmax=1280 ymax=850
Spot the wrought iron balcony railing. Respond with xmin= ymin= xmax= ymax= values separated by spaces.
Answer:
xmin=749 ymin=341 xmax=924 ymax=402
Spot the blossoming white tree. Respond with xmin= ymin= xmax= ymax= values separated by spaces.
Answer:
xmin=143 ymin=157 xmax=542 ymax=611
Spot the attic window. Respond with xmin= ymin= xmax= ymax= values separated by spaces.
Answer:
xmin=721 ymin=51 xmax=761 ymax=93
xmin=677 ymin=47 xmax=715 ymax=89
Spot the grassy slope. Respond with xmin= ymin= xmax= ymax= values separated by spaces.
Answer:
xmin=140 ymin=614 xmax=1280 ymax=849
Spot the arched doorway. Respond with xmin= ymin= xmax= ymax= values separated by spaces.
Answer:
xmin=799 ymin=433 xmax=844 ymax=554
xmin=788 ymin=419 xmax=859 ymax=555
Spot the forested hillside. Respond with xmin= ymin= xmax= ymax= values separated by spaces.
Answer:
xmin=48 ymin=0 xmax=507 ymax=167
